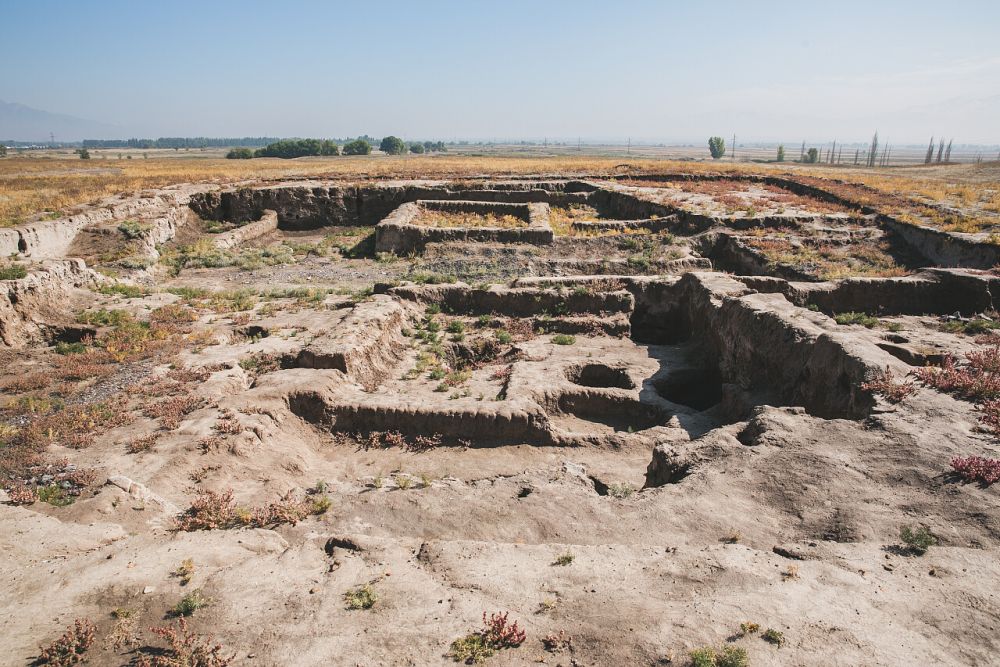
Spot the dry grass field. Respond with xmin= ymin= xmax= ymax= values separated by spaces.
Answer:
xmin=3 ymin=153 xmax=999 ymax=231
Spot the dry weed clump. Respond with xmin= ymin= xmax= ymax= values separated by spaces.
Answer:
xmin=34 ymin=618 xmax=96 ymax=666
xmin=135 ymin=618 xmax=234 ymax=667
xmin=861 ymin=367 xmax=917 ymax=403
xmin=125 ymin=433 xmax=159 ymax=454
xmin=175 ymin=488 xmax=329 ymax=531
xmin=144 ymin=394 xmax=205 ymax=430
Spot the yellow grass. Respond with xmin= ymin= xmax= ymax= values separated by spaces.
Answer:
xmin=2 ymin=152 xmax=997 ymax=229
xmin=417 ymin=210 xmax=526 ymax=229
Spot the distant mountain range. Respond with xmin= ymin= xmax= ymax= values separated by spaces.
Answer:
xmin=0 ymin=100 xmax=120 ymax=142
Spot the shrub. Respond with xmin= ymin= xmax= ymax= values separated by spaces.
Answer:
xmin=225 ymin=147 xmax=254 ymax=159
xmin=553 ymin=552 xmax=574 ymax=566
xmin=136 ymin=618 xmax=234 ymax=667
xmin=0 ymin=264 xmax=28 ymax=280
xmin=708 ymin=136 xmax=726 ymax=159
xmin=900 ymin=525 xmax=937 ymax=555
xmin=861 ymin=366 xmax=917 ymax=403
xmin=449 ymin=612 xmax=526 ymax=663
xmin=344 ymin=583 xmax=378 ymax=610
xmin=690 ymin=646 xmax=748 ymax=667
xmin=607 ymin=482 xmax=635 ymax=499
xmin=950 ymin=455 xmax=1000 ymax=484
xmin=541 ymin=630 xmax=572 ymax=653
xmin=834 ymin=311 xmax=880 ymax=328
xmin=776 ymin=144 xmax=785 ymax=162
xmin=551 ymin=334 xmax=576 ymax=345
xmin=380 ymin=135 xmax=407 ymax=155
xmin=805 ymin=147 xmax=819 ymax=163
xmin=915 ymin=349 xmax=1000 ymax=404
xmin=762 ymin=628 xmax=785 ymax=646
xmin=409 ymin=142 xmax=425 ymax=154
xmin=342 ymin=139 xmax=372 ymax=155
xmin=35 ymin=618 xmax=96 ymax=666
xmin=54 ymin=341 xmax=87 ymax=355
xmin=169 ymin=590 xmax=210 ymax=617
xmin=98 ymin=282 xmax=150 ymax=298
xmin=118 ymin=219 xmax=150 ymax=239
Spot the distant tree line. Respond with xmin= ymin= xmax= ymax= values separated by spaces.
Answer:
xmin=229 ymin=137 xmax=448 ymax=159
xmin=82 ymin=137 xmax=280 ymax=149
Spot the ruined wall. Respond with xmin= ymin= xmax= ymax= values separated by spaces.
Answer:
xmin=188 ymin=183 xmax=591 ymax=230
xmin=0 ymin=259 xmax=102 ymax=347
xmin=742 ymin=269 xmax=1000 ymax=316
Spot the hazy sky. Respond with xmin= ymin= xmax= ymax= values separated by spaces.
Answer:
xmin=3 ymin=0 xmax=999 ymax=143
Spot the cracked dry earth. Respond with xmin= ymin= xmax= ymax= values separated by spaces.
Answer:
xmin=2 ymin=175 xmax=1000 ymax=667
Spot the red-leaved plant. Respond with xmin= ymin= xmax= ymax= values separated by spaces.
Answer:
xmin=951 ymin=456 xmax=1000 ymax=485
xmin=481 ymin=611 xmax=526 ymax=648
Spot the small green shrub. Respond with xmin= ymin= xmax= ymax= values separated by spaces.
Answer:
xmin=37 ymin=484 xmax=74 ymax=507
xmin=762 ymin=628 xmax=785 ymax=646
xmin=607 ymin=482 xmax=635 ymax=499
xmin=496 ymin=330 xmax=512 ymax=344
xmin=553 ymin=552 xmax=574 ymax=566
xmin=900 ymin=525 xmax=937 ymax=555
xmin=344 ymin=583 xmax=377 ymax=610
xmin=225 ymin=148 xmax=254 ymax=159
xmin=98 ymin=283 xmax=150 ymax=299
xmin=449 ymin=633 xmax=493 ymax=663
xmin=551 ymin=334 xmax=576 ymax=346
xmin=690 ymin=645 xmax=749 ymax=667
xmin=447 ymin=320 xmax=465 ymax=334
xmin=834 ymin=311 xmax=880 ymax=328
xmin=0 ymin=264 xmax=27 ymax=280
xmin=118 ymin=220 xmax=150 ymax=239
xmin=54 ymin=341 xmax=87 ymax=355
xmin=169 ymin=590 xmax=210 ymax=617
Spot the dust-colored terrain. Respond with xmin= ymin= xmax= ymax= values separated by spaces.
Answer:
xmin=2 ymin=160 xmax=1000 ymax=667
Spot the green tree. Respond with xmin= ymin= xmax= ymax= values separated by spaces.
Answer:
xmin=805 ymin=147 xmax=819 ymax=163
xmin=0 ymin=143 xmax=6 ymax=157
xmin=342 ymin=139 xmax=372 ymax=155
xmin=76 ymin=148 xmax=91 ymax=160
xmin=776 ymin=145 xmax=785 ymax=162
xmin=409 ymin=142 xmax=425 ymax=154
xmin=226 ymin=147 xmax=254 ymax=159
xmin=708 ymin=136 xmax=725 ymax=159
xmin=380 ymin=136 xmax=406 ymax=155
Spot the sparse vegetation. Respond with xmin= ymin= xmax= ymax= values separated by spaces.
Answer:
xmin=762 ymin=628 xmax=785 ymax=647
xmin=900 ymin=525 xmax=937 ymax=555
xmin=34 ymin=619 xmax=96 ymax=666
xmin=344 ymin=583 xmax=378 ymax=610
xmin=689 ymin=645 xmax=749 ymax=667
xmin=449 ymin=612 xmax=526 ymax=664
xmin=170 ymin=589 xmax=210 ymax=617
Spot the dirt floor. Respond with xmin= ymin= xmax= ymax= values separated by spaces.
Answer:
xmin=2 ymin=168 xmax=1000 ymax=667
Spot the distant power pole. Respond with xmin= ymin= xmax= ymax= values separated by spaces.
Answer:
xmin=732 ymin=133 xmax=736 ymax=161
xmin=577 ymin=137 xmax=581 ymax=151
xmin=49 ymin=132 xmax=55 ymax=146
xmin=627 ymin=137 xmax=631 ymax=155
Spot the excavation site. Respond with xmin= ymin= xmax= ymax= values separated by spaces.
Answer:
xmin=3 ymin=168 xmax=1000 ymax=666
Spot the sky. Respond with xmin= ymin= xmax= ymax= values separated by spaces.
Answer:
xmin=2 ymin=0 xmax=999 ymax=143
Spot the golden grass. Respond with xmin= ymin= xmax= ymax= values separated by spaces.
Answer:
xmin=417 ymin=210 xmax=527 ymax=229
xmin=1 ymin=153 xmax=997 ymax=231
xmin=0 ymin=155 xmax=764 ymax=226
